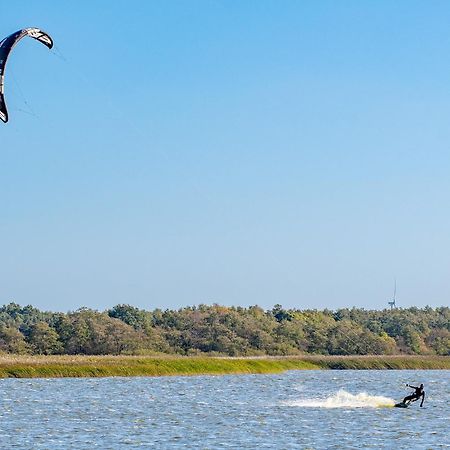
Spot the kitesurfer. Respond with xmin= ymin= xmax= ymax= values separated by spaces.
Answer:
xmin=403 ymin=383 xmax=425 ymax=407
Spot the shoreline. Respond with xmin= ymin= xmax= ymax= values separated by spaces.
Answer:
xmin=0 ymin=355 xmax=449 ymax=378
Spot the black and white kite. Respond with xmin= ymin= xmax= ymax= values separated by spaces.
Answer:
xmin=0 ymin=28 xmax=53 ymax=123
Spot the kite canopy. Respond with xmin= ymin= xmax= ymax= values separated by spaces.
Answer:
xmin=0 ymin=28 xmax=53 ymax=123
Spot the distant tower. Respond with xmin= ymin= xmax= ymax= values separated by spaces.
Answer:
xmin=388 ymin=279 xmax=397 ymax=310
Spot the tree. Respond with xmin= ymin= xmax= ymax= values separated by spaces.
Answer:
xmin=271 ymin=304 xmax=294 ymax=322
xmin=0 ymin=326 xmax=30 ymax=354
xmin=108 ymin=304 xmax=152 ymax=333
xmin=426 ymin=329 xmax=450 ymax=355
xmin=65 ymin=309 xmax=152 ymax=355
xmin=28 ymin=322 xmax=63 ymax=355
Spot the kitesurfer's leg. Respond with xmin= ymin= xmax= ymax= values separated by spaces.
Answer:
xmin=420 ymin=393 xmax=425 ymax=407
xmin=403 ymin=394 xmax=414 ymax=404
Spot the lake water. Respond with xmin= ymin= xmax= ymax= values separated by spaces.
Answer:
xmin=0 ymin=370 xmax=448 ymax=449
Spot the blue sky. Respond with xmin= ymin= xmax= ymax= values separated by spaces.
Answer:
xmin=1 ymin=1 xmax=450 ymax=311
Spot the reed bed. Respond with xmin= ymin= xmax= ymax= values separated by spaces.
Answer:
xmin=302 ymin=355 xmax=450 ymax=370
xmin=0 ymin=355 xmax=319 ymax=378
xmin=0 ymin=355 xmax=448 ymax=378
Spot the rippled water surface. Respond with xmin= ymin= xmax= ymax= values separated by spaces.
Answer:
xmin=0 ymin=370 xmax=448 ymax=449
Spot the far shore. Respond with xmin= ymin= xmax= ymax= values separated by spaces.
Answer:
xmin=0 ymin=355 xmax=448 ymax=378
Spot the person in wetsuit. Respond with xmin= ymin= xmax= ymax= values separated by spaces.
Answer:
xmin=403 ymin=383 xmax=425 ymax=407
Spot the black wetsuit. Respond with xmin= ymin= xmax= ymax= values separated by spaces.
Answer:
xmin=403 ymin=385 xmax=425 ymax=407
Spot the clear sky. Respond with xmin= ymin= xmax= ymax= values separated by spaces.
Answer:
xmin=1 ymin=0 xmax=450 ymax=312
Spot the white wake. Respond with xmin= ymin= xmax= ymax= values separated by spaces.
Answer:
xmin=283 ymin=390 xmax=395 ymax=408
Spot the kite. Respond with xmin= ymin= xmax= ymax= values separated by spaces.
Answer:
xmin=0 ymin=28 xmax=53 ymax=123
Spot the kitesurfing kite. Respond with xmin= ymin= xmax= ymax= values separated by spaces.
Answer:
xmin=0 ymin=28 xmax=53 ymax=123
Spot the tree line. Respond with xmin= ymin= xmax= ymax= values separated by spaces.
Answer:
xmin=0 ymin=302 xmax=448 ymax=356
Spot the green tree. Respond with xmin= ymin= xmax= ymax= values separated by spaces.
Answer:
xmin=28 ymin=322 xmax=63 ymax=355
xmin=108 ymin=304 xmax=153 ymax=332
xmin=0 ymin=326 xmax=30 ymax=354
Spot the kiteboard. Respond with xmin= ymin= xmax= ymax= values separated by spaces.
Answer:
xmin=394 ymin=402 xmax=409 ymax=408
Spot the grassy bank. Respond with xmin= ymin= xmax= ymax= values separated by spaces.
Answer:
xmin=0 ymin=355 xmax=448 ymax=378
xmin=303 ymin=355 xmax=450 ymax=370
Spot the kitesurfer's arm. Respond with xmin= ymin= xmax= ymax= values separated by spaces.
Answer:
xmin=420 ymin=392 xmax=425 ymax=407
xmin=406 ymin=384 xmax=418 ymax=389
